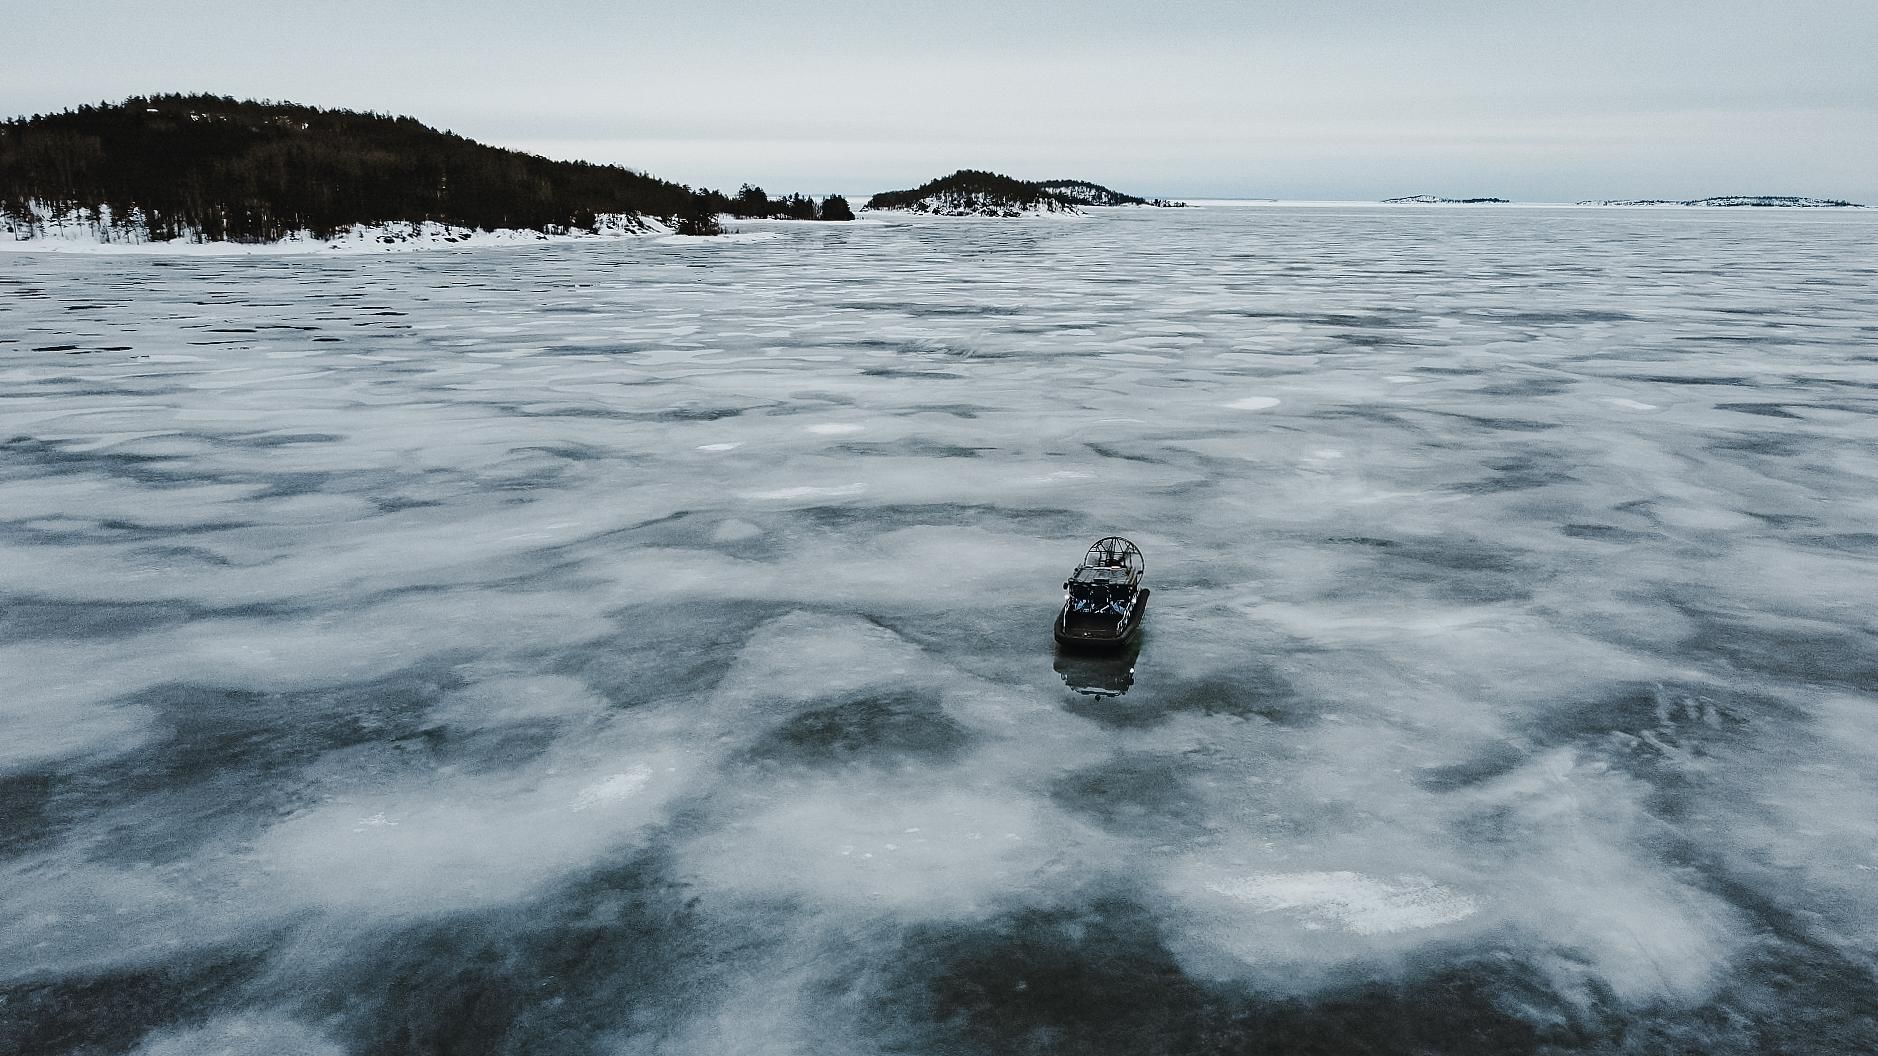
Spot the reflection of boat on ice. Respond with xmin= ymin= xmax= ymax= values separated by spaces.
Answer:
xmin=1054 ymin=536 xmax=1148 ymax=649
xmin=1054 ymin=637 xmax=1140 ymax=697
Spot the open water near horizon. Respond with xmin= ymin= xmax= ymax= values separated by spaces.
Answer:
xmin=3 ymin=205 xmax=1877 ymax=1054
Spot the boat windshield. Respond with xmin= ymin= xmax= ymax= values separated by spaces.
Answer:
xmin=1071 ymin=566 xmax=1131 ymax=584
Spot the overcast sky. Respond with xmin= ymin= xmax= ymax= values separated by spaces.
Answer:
xmin=8 ymin=0 xmax=1876 ymax=201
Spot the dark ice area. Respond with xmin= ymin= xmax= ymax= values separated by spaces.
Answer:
xmin=4 ymin=205 xmax=1878 ymax=1053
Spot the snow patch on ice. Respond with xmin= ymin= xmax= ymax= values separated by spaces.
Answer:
xmin=572 ymin=767 xmax=652 ymax=812
xmin=677 ymin=782 xmax=1109 ymax=918
xmin=1226 ymin=396 xmax=1282 ymax=410
xmin=251 ymin=744 xmax=685 ymax=914
xmin=431 ymin=674 xmax=607 ymax=729
xmin=134 ymin=1014 xmax=345 ymax=1056
xmin=0 ymin=677 xmax=154 ymax=775
xmin=744 ymin=483 xmax=867 ymax=501
xmin=1203 ymin=871 xmax=1479 ymax=935
xmin=711 ymin=519 xmax=764 ymax=542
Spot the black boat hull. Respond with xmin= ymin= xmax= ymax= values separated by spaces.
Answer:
xmin=1054 ymin=588 xmax=1149 ymax=649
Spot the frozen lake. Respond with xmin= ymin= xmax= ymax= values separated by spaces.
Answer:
xmin=4 ymin=205 xmax=1878 ymax=1054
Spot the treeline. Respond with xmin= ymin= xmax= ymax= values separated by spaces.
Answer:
xmin=0 ymin=95 xmax=851 ymax=241
xmin=1036 ymin=180 xmax=1147 ymax=206
xmin=675 ymin=185 xmax=852 ymax=234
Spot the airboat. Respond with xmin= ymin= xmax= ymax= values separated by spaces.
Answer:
xmin=1054 ymin=536 xmax=1149 ymax=649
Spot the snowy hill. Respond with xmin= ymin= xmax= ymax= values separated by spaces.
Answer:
xmin=0 ymin=94 xmax=869 ymax=245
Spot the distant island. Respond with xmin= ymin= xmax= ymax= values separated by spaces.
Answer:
xmin=1383 ymin=195 xmax=1509 ymax=204
xmin=1578 ymin=196 xmax=1864 ymax=208
xmin=0 ymin=94 xmax=853 ymax=244
xmin=865 ymin=170 xmax=1181 ymax=217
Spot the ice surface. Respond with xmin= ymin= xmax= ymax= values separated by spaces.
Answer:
xmin=4 ymin=206 xmax=1878 ymax=1053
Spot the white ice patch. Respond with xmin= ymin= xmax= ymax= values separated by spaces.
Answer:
xmin=431 ymin=674 xmax=607 ymax=729
xmin=806 ymin=422 xmax=867 ymax=435
xmin=0 ymin=675 xmax=153 ymax=774
xmin=677 ymin=782 xmax=1110 ymax=919
xmin=1203 ymin=871 xmax=1478 ymax=935
xmin=711 ymin=519 xmax=765 ymax=542
xmin=134 ymin=1014 xmax=344 ymax=1056
xmin=572 ymin=767 xmax=652 ymax=812
xmin=1226 ymin=396 xmax=1282 ymax=410
xmin=1456 ymin=750 xmax=1745 ymax=1004
xmin=252 ymin=745 xmax=684 ymax=915
xmin=1609 ymin=398 xmax=1659 ymax=410
xmin=743 ymin=483 xmax=867 ymax=501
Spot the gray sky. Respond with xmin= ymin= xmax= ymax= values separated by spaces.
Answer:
xmin=8 ymin=0 xmax=1876 ymax=201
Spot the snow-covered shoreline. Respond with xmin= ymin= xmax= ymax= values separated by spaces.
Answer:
xmin=0 ymin=209 xmax=885 ymax=255
xmin=7 ymin=198 xmax=1868 ymax=257
xmin=0 ymin=215 xmax=676 ymax=255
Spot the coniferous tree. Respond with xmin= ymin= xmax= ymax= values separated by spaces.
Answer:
xmin=672 ymin=193 xmax=723 ymax=236
xmin=819 ymin=194 xmax=853 ymax=221
xmin=734 ymin=183 xmax=769 ymax=218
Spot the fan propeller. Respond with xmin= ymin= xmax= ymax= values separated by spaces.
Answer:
xmin=1083 ymin=536 xmax=1144 ymax=573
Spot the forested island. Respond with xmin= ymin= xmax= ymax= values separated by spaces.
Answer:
xmin=0 ymin=95 xmax=853 ymax=243
xmin=1383 ymin=194 xmax=1863 ymax=208
xmin=1579 ymin=196 xmax=1864 ymax=208
xmin=1383 ymin=195 xmax=1509 ymax=204
xmin=865 ymin=170 xmax=1180 ymax=216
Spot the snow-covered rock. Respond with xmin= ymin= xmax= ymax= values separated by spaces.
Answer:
xmin=877 ymin=190 xmax=1081 ymax=218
